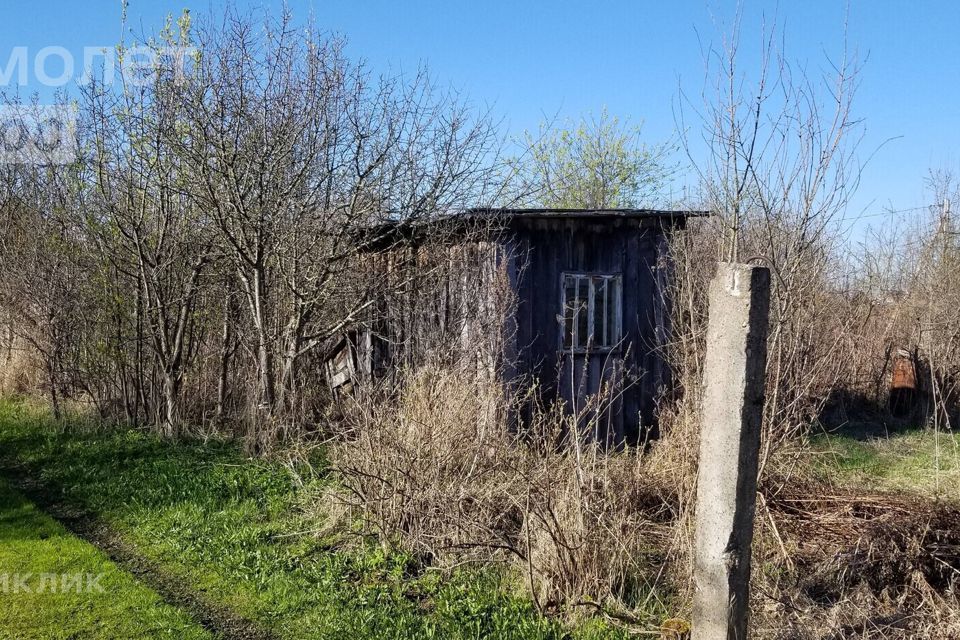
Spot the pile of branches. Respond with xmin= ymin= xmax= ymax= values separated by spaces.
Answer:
xmin=758 ymin=481 xmax=960 ymax=639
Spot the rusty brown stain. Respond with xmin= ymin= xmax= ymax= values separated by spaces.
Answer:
xmin=891 ymin=349 xmax=917 ymax=390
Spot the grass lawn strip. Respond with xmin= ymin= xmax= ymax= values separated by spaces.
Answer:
xmin=0 ymin=401 xmax=623 ymax=640
xmin=812 ymin=425 xmax=960 ymax=498
xmin=0 ymin=475 xmax=212 ymax=640
xmin=1 ymin=464 xmax=276 ymax=640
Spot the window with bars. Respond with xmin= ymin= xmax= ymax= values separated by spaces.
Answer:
xmin=560 ymin=273 xmax=622 ymax=351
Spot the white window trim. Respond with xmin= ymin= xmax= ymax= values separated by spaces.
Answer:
xmin=559 ymin=272 xmax=622 ymax=353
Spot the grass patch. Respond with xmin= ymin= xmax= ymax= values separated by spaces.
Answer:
xmin=811 ymin=423 xmax=960 ymax=498
xmin=0 ymin=475 xmax=210 ymax=640
xmin=0 ymin=401 xmax=628 ymax=639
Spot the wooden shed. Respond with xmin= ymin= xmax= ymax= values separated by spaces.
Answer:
xmin=331 ymin=208 xmax=701 ymax=446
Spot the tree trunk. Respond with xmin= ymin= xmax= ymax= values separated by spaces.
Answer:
xmin=278 ymin=323 xmax=303 ymax=415
xmin=47 ymin=361 xmax=61 ymax=421
xmin=161 ymin=372 xmax=180 ymax=438
xmin=215 ymin=296 xmax=234 ymax=423
xmin=249 ymin=266 xmax=276 ymax=415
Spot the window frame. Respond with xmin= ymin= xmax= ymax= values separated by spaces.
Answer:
xmin=559 ymin=272 xmax=623 ymax=353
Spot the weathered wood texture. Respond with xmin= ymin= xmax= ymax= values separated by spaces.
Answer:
xmin=358 ymin=240 xmax=511 ymax=384
xmin=507 ymin=216 xmax=675 ymax=445
xmin=345 ymin=212 xmax=687 ymax=446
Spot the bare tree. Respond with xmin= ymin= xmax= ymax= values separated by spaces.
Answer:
xmin=82 ymin=17 xmax=214 ymax=436
xmin=167 ymin=9 xmax=502 ymax=441
xmin=676 ymin=10 xmax=866 ymax=452
xmin=0 ymin=100 xmax=92 ymax=419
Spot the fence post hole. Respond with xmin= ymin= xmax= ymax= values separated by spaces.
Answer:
xmin=692 ymin=262 xmax=770 ymax=640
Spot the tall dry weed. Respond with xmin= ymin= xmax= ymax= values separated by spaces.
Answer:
xmin=330 ymin=361 xmax=685 ymax=621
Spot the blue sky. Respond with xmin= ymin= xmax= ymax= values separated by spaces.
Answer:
xmin=2 ymin=1 xmax=959 ymax=235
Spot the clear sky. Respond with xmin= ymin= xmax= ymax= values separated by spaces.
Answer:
xmin=2 ymin=1 xmax=958 ymax=236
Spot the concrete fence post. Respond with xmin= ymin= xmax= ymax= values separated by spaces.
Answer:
xmin=692 ymin=263 xmax=770 ymax=640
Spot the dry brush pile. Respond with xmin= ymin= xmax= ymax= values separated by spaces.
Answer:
xmin=329 ymin=362 xmax=688 ymax=622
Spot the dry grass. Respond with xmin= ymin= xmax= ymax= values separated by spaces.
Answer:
xmin=323 ymin=359 xmax=960 ymax=637
xmin=0 ymin=338 xmax=38 ymax=397
xmin=753 ymin=475 xmax=960 ymax=638
xmin=329 ymin=362 xmax=688 ymax=625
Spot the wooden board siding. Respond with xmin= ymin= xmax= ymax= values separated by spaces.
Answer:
xmin=360 ymin=241 xmax=509 ymax=383
xmin=343 ymin=211 xmax=686 ymax=447
xmin=505 ymin=216 xmax=670 ymax=445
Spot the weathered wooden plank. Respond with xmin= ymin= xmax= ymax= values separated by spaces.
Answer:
xmin=339 ymin=214 xmax=682 ymax=447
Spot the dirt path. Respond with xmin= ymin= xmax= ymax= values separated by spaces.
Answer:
xmin=0 ymin=462 xmax=277 ymax=640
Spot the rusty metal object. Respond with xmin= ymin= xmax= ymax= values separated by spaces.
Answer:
xmin=891 ymin=348 xmax=917 ymax=390
xmin=889 ymin=348 xmax=919 ymax=419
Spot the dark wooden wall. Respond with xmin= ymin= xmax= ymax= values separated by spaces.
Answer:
xmin=504 ymin=217 xmax=673 ymax=445
xmin=348 ymin=214 xmax=679 ymax=447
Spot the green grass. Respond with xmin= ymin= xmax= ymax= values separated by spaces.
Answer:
xmin=811 ymin=423 xmax=960 ymax=498
xmin=0 ymin=475 xmax=211 ymax=640
xmin=0 ymin=401 xmax=629 ymax=640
